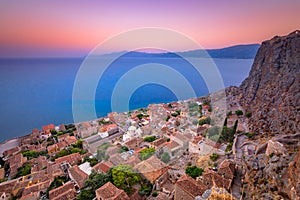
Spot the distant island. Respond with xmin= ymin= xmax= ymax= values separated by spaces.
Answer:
xmin=99 ymin=43 xmax=260 ymax=59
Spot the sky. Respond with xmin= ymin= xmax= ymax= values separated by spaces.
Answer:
xmin=0 ymin=0 xmax=299 ymax=57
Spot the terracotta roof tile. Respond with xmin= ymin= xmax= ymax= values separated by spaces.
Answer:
xmin=95 ymin=182 xmax=129 ymax=200
xmin=134 ymin=156 xmax=168 ymax=184
xmin=150 ymin=138 xmax=166 ymax=148
xmin=93 ymin=161 xmax=114 ymax=173
xmin=68 ymin=165 xmax=88 ymax=188
xmin=55 ymin=153 xmax=82 ymax=165
xmin=22 ymin=179 xmax=52 ymax=196
xmin=176 ymin=174 xmax=207 ymax=197
xmin=202 ymin=170 xmax=231 ymax=190
xmin=49 ymin=181 xmax=76 ymax=200
xmin=165 ymin=141 xmax=180 ymax=150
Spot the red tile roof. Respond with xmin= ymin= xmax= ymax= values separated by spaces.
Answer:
xmin=93 ymin=161 xmax=114 ymax=173
xmin=175 ymin=174 xmax=207 ymax=198
xmin=95 ymin=182 xmax=129 ymax=200
xmin=134 ymin=156 xmax=168 ymax=184
xmin=46 ymin=163 xmax=64 ymax=178
xmin=19 ymin=191 xmax=39 ymax=200
xmin=3 ymin=146 xmax=20 ymax=157
xmin=191 ymin=136 xmax=203 ymax=144
xmin=164 ymin=140 xmax=180 ymax=150
xmin=218 ymin=159 xmax=235 ymax=180
xmin=150 ymin=138 xmax=166 ymax=148
xmin=42 ymin=124 xmax=55 ymax=132
xmin=0 ymin=179 xmax=18 ymax=193
xmin=0 ymin=168 xmax=5 ymax=180
xmin=55 ymin=153 xmax=82 ymax=165
xmin=22 ymin=179 xmax=52 ymax=196
xmin=49 ymin=181 xmax=76 ymax=200
xmin=68 ymin=165 xmax=88 ymax=189
xmin=202 ymin=170 xmax=231 ymax=190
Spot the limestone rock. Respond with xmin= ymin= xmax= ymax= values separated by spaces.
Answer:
xmin=239 ymin=30 xmax=300 ymax=135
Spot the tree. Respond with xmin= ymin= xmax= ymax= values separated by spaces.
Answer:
xmin=76 ymin=189 xmax=95 ymax=200
xmin=46 ymin=176 xmax=69 ymax=197
xmin=198 ymin=117 xmax=211 ymax=125
xmin=171 ymin=112 xmax=179 ymax=117
xmin=160 ymin=152 xmax=170 ymax=163
xmin=143 ymin=136 xmax=156 ymax=142
xmin=245 ymin=111 xmax=252 ymax=118
xmin=83 ymin=157 xmax=99 ymax=167
xmin=139 ymin=148 xmax=155 ymax=160
xmin=84 ymin=171 xmax=111 ymax=191
xmin=223 ymin=117 xmax=228 ymax=127
xmin=210 ymin=153 xmax=219 ymax=162
xmin=72 ymin=139 xmax=83 ymax=149
xmin=118 ymin=146 xmax=129 ymax=153
xmin=13 ymin=163 xmax=32 ymax=178
xmin=185 ymin=166 xmax=204 ymax=179
xmin=233 ymin=120 xmax=238 ymax=133
xmin=235 ymin=110 xmax=243 ymax=116
xmin=112 ymin=165 xmax=141 ymax=194
xmin=139 ymin=181 xmax=153 ymax=196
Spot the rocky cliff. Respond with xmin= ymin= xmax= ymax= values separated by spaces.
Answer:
xmin=231 ymin=31 xmax=300 ymax=199
xmin=239 ymin=30 xmax=300 ymax=135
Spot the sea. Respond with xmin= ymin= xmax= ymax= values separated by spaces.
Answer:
xmin=0 ymin=55 xmax=254 ymax=142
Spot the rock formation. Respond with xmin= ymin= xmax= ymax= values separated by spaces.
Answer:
xmin=239 ymin=30 xmax=300 ymax=135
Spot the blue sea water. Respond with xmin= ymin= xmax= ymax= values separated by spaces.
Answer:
xmin=0 ymin=56 xmax=253 ymax=142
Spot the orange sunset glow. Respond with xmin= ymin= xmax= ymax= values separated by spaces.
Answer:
xmin=0 ymin=0 xmax=299 ymax=57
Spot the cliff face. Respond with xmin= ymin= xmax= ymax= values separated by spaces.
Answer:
xmin=235 ymin=31 xmax=300 ymax=199
xmin=239 ymin=30 xmax=300 ymax=135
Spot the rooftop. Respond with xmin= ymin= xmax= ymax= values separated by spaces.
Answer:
xmin=95 ymin=182 xmax=129 ymax=200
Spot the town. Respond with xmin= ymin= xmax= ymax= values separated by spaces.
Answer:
xmin=0 ymin=96 xmax=251 ymax=200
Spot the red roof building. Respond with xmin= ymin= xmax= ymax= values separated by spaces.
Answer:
xmin=95 ymin=182 xmax=129 ymax=200
xmin=93 ymin=161 xmax=114 ymax=173
xmin=55 ymin=153 xmax=82 ymax=166
xmin=68 ymin=165 xmax=88 ymax=189
xmin=175 ymin=174 xmax=207 ymax=200
xmin=49 ymin=181 xmax=76 ymax=200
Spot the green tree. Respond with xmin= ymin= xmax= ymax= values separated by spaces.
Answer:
xmin=84 ymin=171 xmax=111 ymax=191
xmin=210 ymin=153 xmax=219 ymax=162
xmin=223 ymin=117 xmax=228 ymax=127
xmin=76 ymin=190 xmax=95 ymax=200
xmin=72 ymin=139 xmax=83 ymax=149
xmin=171 ymin=112 xmax=179 ymax=117
xmin=143 ymin=136 xmax=156 ymax=142
xmin=118 ymin=146 xmax=129 ymax=153
xmin=139 ymin=148 xmax=155 ymax=160
xmin=235 ymin=110 xmax=243 ymax=116
xmin=233 ymin=120 xmax=238 ymax=133
xmin=83 ymin=157 xmax=99 ymax=167
xmin=13 ymin=163 xmax=32 ymax=178
xmin=198 ymin=117 xmax=211 ymax=125
xmin=139 ymin=181 xmax=153 ymax=196
xmin=160 ymin=152 xmax=170 ymax=163
xmin=185 ymin=166 xmax=204 ymax=179
xmin=112 ymin=164 xmax=141 ymax=194
xmin=245 ymin=111 xmax=252 ymax=118
xmin=46 ymin=176 xmax=69 ymax=198
xmin=165 ymin=116 xmax=170 ymax=122
xmin=22 ymin=150 xmax=40 ymax=160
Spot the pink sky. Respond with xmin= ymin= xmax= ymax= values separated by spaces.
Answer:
xmin=0 ymin=0 xmax=299 ymax=57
